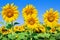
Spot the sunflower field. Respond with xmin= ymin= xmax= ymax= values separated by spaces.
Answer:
xmin=0 ymin=3 xmax=60 ymax=40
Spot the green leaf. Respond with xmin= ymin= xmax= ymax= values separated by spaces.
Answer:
xmin=55 ymin=33 xmax=60 ymax=40
xmin=49 ymin=36 xmax=56 ymax=40
xmin=32 ymin=33 xmax=38 ymax=39
xmin=6 ymin=24 xmax=13 ymax=29
xmin=17 ymin=32 xmax=29 ymax=40
xmin=44 ymin=33 xmax=50 ymax=38
xmin=0 ymin=33 xmax=2 ymax=39
xmin=8 ymin=33 xmax=17 ymax=39
xmin=46 ymin=27 xmax=51 ymax=30
xmin=32 ymin=33 xmax=37 ymax=36
xmin=0 ymin=35 xmax=2 ymax=39
xmin=2 ymin=37 xmax=8 ymax=40
xmin=34 ymin=36 xmax=38 ymax=39
xmin=38 ymin=33 xmax=45 ymax=38
xmin=14 ymin=22 xmax=19 ymax=25
xmin=37 ymin=33 xmax=50 ymax=38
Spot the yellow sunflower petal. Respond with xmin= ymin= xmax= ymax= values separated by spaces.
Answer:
xmin=22 ymin=4 xmax=38 ymax=20
xmin=2 ymin=3 xmax=19 ymax=22
xmin=25 ymin=16 xmax=39 ymax=30
xmin=43 ymin=8 xmax=59 ymax=28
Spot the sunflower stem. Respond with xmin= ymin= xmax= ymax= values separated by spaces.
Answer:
xmin=30 ymin=38 xmax=32 ymax=40
xmin=11 ymin=22 xmax=14 ymax=26
xmin=30 ymin=30 xmax=33 ymax=40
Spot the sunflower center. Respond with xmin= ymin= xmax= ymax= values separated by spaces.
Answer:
xmin=6 ymin=9 xmax=14 ymax=18
xmin=51 ymin=28 xmax=55 ymax=32
xmin=28 ymin=18 xmax=35 ymax=25
xmin=2 ymin=28 xmax=7 ymax=33
xmin=25 ymin=8 xmax=33 ymax=15
xmin=52 ymin=29 xmax=55 ymax=32
xmin=47 ymin=14 xmax=55 ymax=22
xmin=15 ymin=27 xmax=18 ymax=29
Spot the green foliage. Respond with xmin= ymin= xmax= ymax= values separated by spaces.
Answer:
xmin=6 ymin=22 xmax=19 ymax=29
xmin=49 ymin=36 xmax=56 ymax=40
xmin=2 ymin=37 xmax=8 ymax=40
xmin=1 ymin=22 xmax=60 ymax=40
xmin=46 ymin=27 xmax=51 ymax=30
xmin=14 ymin=22 xmax=20 ymax=25
xmin=6 ymin=24 xmax=13 ymax=29
xmin=55 ymin=33 xmax=60 ymax=40
xmin=8 ymin=33 xmax=17 ymax=40
xmin=0 ymin=29 xmax=60 ymax=40
xmin=36 ymin=33 xmax=50 ymax=38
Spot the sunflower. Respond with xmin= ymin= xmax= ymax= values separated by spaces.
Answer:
xmin=25 ymin=16 xmax=39 ymax=30
xmin=13 ymin=26 xmax=19 ymax=32
xmin=43 ymin=8 xmax=59 ymax=28
xmin=22 ymin=4 xmax=38 ymax=20
xmin=34 ymin=24 xmax=45 ymax=33
xmin=56 ymin=23 xmax=60 ymax=27
xmin=2 ymin=3 xmax=19 ymax=22
xmin=1 ymin=26 xmax=12 ymax=35
xmin=56 ymin=24 xmax=60 ymax=31
xmin=19 ymin=25 xmax=25 ymax=31
xmin=49 ymin=28 xmax=57 ymax=33
xmin=14 ymin=25 xmax=25 ymax=32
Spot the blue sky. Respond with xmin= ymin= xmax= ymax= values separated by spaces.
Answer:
xmin=0 ymin=0 xmax=60 ymax=26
